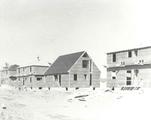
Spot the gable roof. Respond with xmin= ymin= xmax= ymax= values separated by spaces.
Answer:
xmin=44 ymin=51 xmax=85 ymax=75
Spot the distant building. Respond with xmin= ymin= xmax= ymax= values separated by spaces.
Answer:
xmin=44 ymin=51 xmax=101 ymax=90
xmin=0 ymin=64 xmax=19 ymax=86
xmin=107 ymin=46 xmax=151 ymax=88
xmin=16 ymin=65 xmax=49 ymax=89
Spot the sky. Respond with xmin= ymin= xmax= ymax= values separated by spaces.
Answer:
xmin=0 ymin=0 xmax=151 ymax=77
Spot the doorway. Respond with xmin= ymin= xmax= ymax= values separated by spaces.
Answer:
xmin=90 ymin=74 xmax=92 ymax=86
xmin=59 ymin=75 xmax=61 ymax=86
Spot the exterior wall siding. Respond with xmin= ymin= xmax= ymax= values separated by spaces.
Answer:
xmin=45 ymin=74 xmax=69 ymax=88
xmin=16 ymin=65 xmax=49 ymax=89
xmin=107 ymin=47 xmax=151 ymax=88
xmin=69 ymin=55 xmax=100 ymax=88
xmin=44 ymin=53 xmax=100 ymax=89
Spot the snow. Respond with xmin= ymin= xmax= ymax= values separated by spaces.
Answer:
xmin=0 ymin=84 xmax=150 ymax=120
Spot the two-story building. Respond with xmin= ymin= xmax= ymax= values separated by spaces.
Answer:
xmin=45 ymin=51 xmax=101 ymax=90
xmin=0 ymin=64 xmax=19 ymax=86
xmin=17 ymin=65 xmax=49 ymax=89
xmin=107 ymin=46 xmax=151 ymax=88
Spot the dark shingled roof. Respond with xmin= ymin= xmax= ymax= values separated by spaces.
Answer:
xmin=45 ymin=51 xmax=85 ymax=75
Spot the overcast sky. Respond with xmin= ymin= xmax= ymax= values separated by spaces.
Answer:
xmin=0 ymin=0 xmax=151 ymax=77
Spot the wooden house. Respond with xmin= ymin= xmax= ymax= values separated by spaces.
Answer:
xmin=44 ymin=51 xmax=101 ymax=90
xmin=107 ymin=46 xmax=151 ymax=88
xmin=17 ymin=65 xmax=49 ymax=89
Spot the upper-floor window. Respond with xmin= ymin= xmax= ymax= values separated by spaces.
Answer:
xmin=83 ymin=53 xmax=88 ymax=57
xmin=113 ymin=53 xmax=116 ymax=62
xmin=134 ymin=50 xmax=138 ymax=56
xmin=30 ymin=67 xmax=32 ymax=72
xmin=128 ymin=51 xmax=132 ymax=58
xmin=82 ymin=60 xmax=89 ymax=68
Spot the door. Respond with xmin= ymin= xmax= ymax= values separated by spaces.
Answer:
xmin=90 ymin=74 xmax=92 ymax=86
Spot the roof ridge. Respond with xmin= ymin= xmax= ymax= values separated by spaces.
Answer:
xmin=59 ymin=51 xmax=85 ymax=57
xmin=107 ymin=46 xmax=151 ymax=54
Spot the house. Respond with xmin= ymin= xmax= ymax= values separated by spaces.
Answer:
xmin=44 ymin=51 xmax=101 ymax=90
xmin=16 ymin=65 xmax=49 ymax=89
xmin=0 ymin=64 xmax=19 ymax=86
xmin=107 ymin=46 xmax=151 ymax=88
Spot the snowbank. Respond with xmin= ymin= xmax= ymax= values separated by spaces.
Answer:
xmin=0 ymin=87 xmax=150 ymax=120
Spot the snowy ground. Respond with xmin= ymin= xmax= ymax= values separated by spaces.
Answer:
xmin=0 ymin=84 xmax=150 ymax=120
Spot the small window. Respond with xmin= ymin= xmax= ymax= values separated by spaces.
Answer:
xmin=83 ymin=53 xmax=88 ymax=57
xmin=82 ymin=60 xmax=89 ymax=68
xmin=37 ymin=78 xmax=42 ymax=81
xmin=134 ymin=50 xmax=138 ymax=56
xmin=113 ymin=53 xmax=116 ymax=62
xmin=30 ymin=67 xmax=32 ymax=72
xmin=127 ymin=77 xmax=131 ymax=80
xmin=127 ymin=70 xmax=131 ymax=73
xmin=128 ymin=51 xmax=132 ymax=58
xmin=126 ymin=81 xmax=131 ymax=85
xmin=134 ymin=69 xmax=139 ymax=77
xmin=74 ymin=74 xmax=77 ymax=81
xmin=84 ymin=74 xmax=87 ymax=79
xmin=112 ymin=76 xmax=116 ymax=79
xmin=54 ymin=75 xmax=58 ymax=81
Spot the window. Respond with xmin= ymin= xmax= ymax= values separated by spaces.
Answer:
xmin=128 ymin=51 xmax=132 ymax=58
xmin=54 ymin=75 xmax=58 ymax=81
xmin=134 ymin=69 xmax=139 ymax=77
xmin=30 ymin=67 xmax=32 ymax=72
xmin=126 ymin=71 xmax=132 ymax=85
xmin=82 ymin=60 xmax=89 ymax=68
xmin=83 ymin=53 xmax=88 ymax=57
xmin=134 ymin=50 xmax=138 ymax=56
xmin=74 ymin=74 xmax=77 ymax=81
xmin=84 ymin=74 xmax=87 ymax=79
xmin=127 ymin=77 xmax=131 ymax=80
xmin=126 ymin=80 xmax=131 ymax=85
xmin=127 ymin=70 xmax=131 ymax=73
xmin=112 ymin=76 xmax=116 ymax=79
xmin=113 ymin=53 xmax=116 ymax=62
xmin=37 ymin=78 xmax=42 ymax=81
